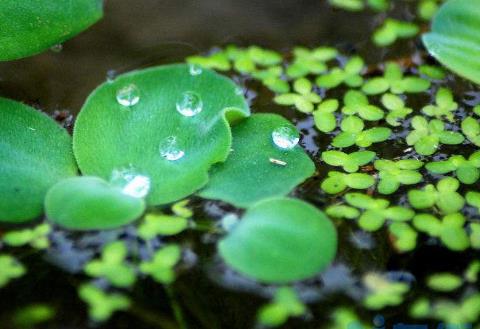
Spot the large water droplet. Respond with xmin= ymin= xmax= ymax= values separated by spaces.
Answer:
xmin=116 ymin=84 xmax=140 ymax=107
xmin=159 ymin=136 xmax=185 ymax=161
xmin=189 ymin=64 xmax=202 ymax=76
xmin=110 ymin=167 xmax=151 ymax=198
xmin=272 ymin=126 xmax=299 ymax=149
xmin=176 ymin=91 xmax=203 ymax=117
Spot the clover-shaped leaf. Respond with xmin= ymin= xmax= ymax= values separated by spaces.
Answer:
xmin=0 ymin=98 xmax=77 ymax=223
xmin=388 ymin=223 xmax=418 ymax=253
xmin=326 ymin=205 xmax=361 ymax=220
xmin=313 ymin=99 xmax=339 ymax=133
xmin=321 ymin=150 xmax=376 ymax=173
xmin=408 ymin=178 xmax=464 ymax=214
xmin=341 ymin=90 xmax=384 ymax=121
xmin=199 ymin=114 xmax=315 ymax=208
xmin=419 ymin=64 xmax=446 ymax=80
xmin=381 ymin=93 xmax=413 ymax=127
xmin=137 ymin=213 xmax=188 ymax=240
xmin=252 ymin=66 xmax=290 ymax=93
xmin=219 ymin=198 xmax=337 ymax=283
xmin=363 ymin=273 xmax=410 ymax=310
xmin=45 ymin=177 xmax=146 ymax=230
xmin=84 ymin=241 xmax=136 ymax=288
xmin=0 ymin=254 xmax=25 ymax=288
xmin=187 ymin=52 xmax=231 ymax=71
xmin=413 ymin=213 xmax=470 ymax=251
xmin=422 ymin=87 xmax=458 ymax=121
xmin=316 ymin=56 xmax=364 ymax=89
xmin=73 ymin=64 xmax=250 ymax=206
xmin=78 ymin=284 xmax=130 ymax=322
xmin=406 ymin=116 xmax=464 ymax=155
xmin=345 ymin=193 xmax=414 ymax=231
xmin=362 ymin=62 xmax=430 ymax=95
xmin=375 ymin=159 xmax=423 ymax=194
xmin=426 ymin=151 xmax=480 ymax=184
xmin=332 ymin=116 xmax=391 ymax=148
xmin=274 ymin=78 xmax=321 ymax=113
xmin=0 ymin=0 xmax=103 ymax=61
xmin=462 ymin=117 xmax=480 ymax=147
xmin=257 ymin=287 xmax=306 ymax=327
xmin=225 ymin=45 xmax=281 ymax=74
xmin=373 ymin=19 xmax=419 ymax=47
xmin=3 ymin=224 xmax=51 ymax=250
xmin=286 ymin=47 xmax=337 ymax=78
xmin=321 ymin=171 xmax=375 ymax=194
xmin=139 ymin=245 xmax=182 ymax=284
xmin=423 ymin=0 xmax=480 ymax=85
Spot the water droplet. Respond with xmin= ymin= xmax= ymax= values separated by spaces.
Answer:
xmin=176 ymin=91 xmax=203 ymax=117
xmin=50 ymin=44 xmax=63 ymax=53
xmin=106 ymin=70 xmax=117 ymax=83
xmin=116 ymin=84 xmax=140 ymax=107
xmin=110 ymin=167 xmax=151 ymax=198
xmin=159 ymin=136 xmax=185 ymax=161
xmin=272 ymin=126 xmax=299 ymax=149
xmin=189 ymin=64 xmax=202 ymax=76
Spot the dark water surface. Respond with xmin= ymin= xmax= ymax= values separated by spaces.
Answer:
xmin=1 ymin=1 xmax=478 ymax=329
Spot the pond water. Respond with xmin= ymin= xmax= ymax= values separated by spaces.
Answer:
xmin=1 ymin=1 xmax=479 ymax=328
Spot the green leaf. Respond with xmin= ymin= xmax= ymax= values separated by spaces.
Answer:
xmin=389 ymin=222 xmax=418 ymax=252
xmin=78 ymin=284 xmax=130 ymax=322
xmin=257 ymin=287 xmax=306 ymax=327
xmin=427 ymin=273 xmax=463 ymax=292
xmin=73 ymin=64 xmax=250 ymax=205
xmin=422 ymin=0 xmax=480 ymax=84
xmin=45 ymin=177 xmax=146 ymax=230
xmin=373 ymin=19 xmax=419 ymax=47
xmin=140 ymin=245 xmax=182 ymax=284
xmin=137 ymin=213 xmax=188 ymax=239
xmin=219 ymin=198 xmax=337 ymax=283
xmin=0 ymin=0 xmax=103 ymax=61
xmin=0 ymin=254 xmax=26 ymax=288
xmin=199 ymin=114 xmax=314 ymax=208
xmin=3 ymin=224 xmax=51 ymax=249
xmin=84 ymin=241 xmax=136 ymax=288
xmin=0 ymin=97 xmax=78 ymax=223
xmin=326 ymin=205 xmax=360 ymax=219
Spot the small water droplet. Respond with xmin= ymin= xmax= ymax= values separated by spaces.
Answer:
xmin=110 ymin=167 xmax=151 ymax=198
xmin=189 ymin=64 xmax=202 ymax=76
xmin=116 ymin=84 xmax=140 ymax=107
xmin=106 ymin=70 xmax=117 ymax=83
xmin=176 ymin=91 xmax=203 ymax=117
xmin=272 ymin=126 xmax=299 ymax=149
xmin=50 ymin=44 xmax=63 ymax=53
xmin=159 ymin=136 xmax=185 ymax=161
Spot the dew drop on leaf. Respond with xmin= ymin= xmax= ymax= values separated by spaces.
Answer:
xmin=272 ymin=126 xmax=300 ymax=149
xmin=116 ymin=84 xmax=140 ymax=107
xmin=176 ymin=91 xmax=203 ymax=117
xmin=188 ymin=64 xmax=203 ymax=76
xmin=110 ymin=167 xmax=151 ymax=198
xmin=159 ymin=136 xmax=185 ymax=161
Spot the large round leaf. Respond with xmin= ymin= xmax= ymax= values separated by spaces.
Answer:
xmin=0 ymin=97 xmax=77 ymax=223
xmin=0 ymin=0 xmax=103 ymax=61
xmin=199 ymin=114 xmax=315 ymax=208
xmin=422 ymin=0 xmax=480 ymax=84
xmin=73 ymin=64 xmax=250 ymax=205
xmin=219 ymin=198 xmax=337 ymax=283
xmin=45 ymin=177 xmax=145 ymax=230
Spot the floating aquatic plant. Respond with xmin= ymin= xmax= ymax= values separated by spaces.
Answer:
xmin=321 ymin=171 xmax=375 ymax=194
xmin=380 ymin=93 xmax=413 ymax=127
xmin=388 ymin=222 xmax=418 ymax=252
xmin=78 ymin=284 xmax=130 ymax=322
xmin=362 ymin=273 xmax=410 ymax=310
xmin=139 ymin=245 xmax=182 ymax=284
xmin=286 ymin=47 xmax=337 ymax=78
xmin=375 ymin=159 xmax=423 ymax=195
xmin=462 ymin=116 xmax=480 ymax=147
xmin=341 ymin=90 xmax=384 ymax=121
xmin=421 ymin=87 xmax=458 ymax=121
xmin=137 ymin=213 xmax=189 ymax=240
xmin=219 ymin=198 xmax=337 ymax=283
xmin=406 ymin=116 xmax=464 ymax=156
xmin=321 ymin=150 xmax=376 ymax=173
xmin=2 ymin=224 xmax=51 ymax=250
xmin=274 ymin=78 xmax=321 ymax=113
xmin=426 ymin=151 xmax=480 ymax=184
xmin=316 ymin=56 xmax=364 ymax=89
xmin=313 ymin=99 xmax=339 ymax=133
xmin=199 ymin=114 xmax=315 ymax=208
xmin=373 ymin=19 xmax=419 ymax=47
xmin=0 ymin=255 xmax=25 ymax=288
xmin=257 ymin=287 xmax=306 ymax=327
xmin=426 ymin=273 xmax=463 ymax=292
xmin=408 ymin=177 xmax=464 ymax=214
xmin=332 ymin=115 xmax=391 ymax=148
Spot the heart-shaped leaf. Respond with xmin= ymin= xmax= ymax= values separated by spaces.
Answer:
xmin=422 ymin=0 xmax=480 ymax=84
xmin=45 ymin=177 xmax=145 ymax=230
xmin=0 ymin=97 xmax=77 ymax=223
xmin=219 ymin=197 xmax=337 ymax=283
xmin=199 ymin=114 xmax=315 ymax=208
xmin=0 ymin=0 xmax=103 ymax=61
xmin=73 ymin=64 xmax=250 ymax=206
